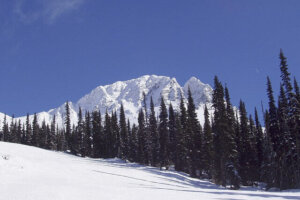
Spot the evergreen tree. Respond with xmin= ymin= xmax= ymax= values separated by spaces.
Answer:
xmin=279 ymin=50 xmax=293 ymax=103
xmin=202 ymin=105 xmax=213 ymax=178
xmin=174 ymin=111 xmax=187 ymax=172
xmin=267 ymin=77 xmax=281 ymax=153
xmin=294 ymin=78 xmax=300 ymax=103
xmin=2 ymin=114 xmax=9 ymax=142
xmin=45 ymin=124 xmax=51 ymax=149
xmin=212 ymin=76 xmax=226 ymax=186
xmin=65 ymin=101 xmax=72 ymax=151
xmin=149 ymin=97 xmax=159 ymax=166
xmin=186 ymin=87 xmax=202 ymax=177
xmin=238 ymin=101 xmax=256 ymax=185
xmin=21 ymin=124 xmax=26 ymax=144
xmin=16 ymin=120 xmax=22 ymax=144
xmin=137 ymin=109 xmax=146 ymax=164
xmin=248 ymin=114 xmax=259 ymax=182
xmin=212 ymin=76 xmax=240 ymax=189
xmin=111 ymin=111 xmax=120 ymax=157
xmin=224 ymin=86 xmax=240 ymax=186
xmin=10 ymin=116 xmax=17 ymax=143
xmin=261 ymin=110 xmax=275 ymax=187
xmin=103 ymin=111 xmax=112 ymax=158
xmin=129 ymin=123 xmax=138 ymax=162
xmin=254 ymin=108 xmax=264 ymax=181
xmin=119 ymin=104 xmax=129 ymax=159
xmin=39 ymin=120 xmax=47 ymax=148
xmin=84 ymin=112 xmax=92 ymax=157
xmin=71 ymin=125 xmax=78 ymax=155
xmin=57 ymin=128 xmax=66 ymax=151
xmin=126 ymin=119 xmax=132 ymax=160
xmin=266 ymin=77 xmax=281 ymax=188
xmin=294 ymin=78 xmax=300 ymax=183
xmin=92 ymin=110 xmax=102 ymax=158
xmin=32 ymin=113 xmax=39 ymax=147
xmin=279 ymin=51 xmax=300 ymax=187
xmin=25 ymin=113 xmax=32 ymax=145
xmin=77 ymin=108 xmax=85 ymax=156
xmin=176 ymin=96 xmax=188 ymax=172
xmin=278 ymin=84 xmax=298 ymax=189
xmin=158 ymin=97 xmax=170 ymax=169
xmin=48 ymin=115 xmax=56 ymax=150
xmin=168 ymin=103 xmax=176 ymax=166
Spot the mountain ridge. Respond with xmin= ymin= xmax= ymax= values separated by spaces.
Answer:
xmin=0 ymin=75 xmax=213 ymax=128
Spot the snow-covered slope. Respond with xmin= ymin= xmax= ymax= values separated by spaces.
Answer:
xmin=0 ymin=75 xmax=213 ymax=128
xmin=1 ymin=142 xmax=299 ymax=200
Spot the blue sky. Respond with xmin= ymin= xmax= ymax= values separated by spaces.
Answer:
xmin=0 ymin=0 xmax=300 ymax=117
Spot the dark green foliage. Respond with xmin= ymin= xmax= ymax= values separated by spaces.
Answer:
xmin=16 ymin=120 xmax=22 ymax=144
xmin=149 ymin=97 xmax=160 ymax=166
xmin=21 ymin=124 xmax=26 ymax=144
xmin=56 ymin=128 xmax=66 ymax=151
xmin=129 ymin=124 xmax=138 ymax=162
xmin=277 ymin=85 xmax=298 ymax=189
xmin=212 ymin=76 xmax=240 ymax=189
xmin=137 ymin=109 xmax=146 ymax=164
xmin=65 ymin=101 xmax=72 ymax=151
xmin=119 ymin=104 xmax=129 ymax=159
xmin=111 ymin=111 xmax=120 ymax=157
xmin=202 ymin=105 xmax=213 ymax=178
xmin=267 ymin=77 xmax=280 ymax=153
xmin=238 ymin=101 xmax=256 ymax=186
xmin=32 ymin=113 xmax=39 ymax=147
xmin=83 ymin=112 xmax=92 ymax=157
xmin=77 ymin=108 xmax=85 ymax=156
xmin=254 ymin=108 xmax=264 ymax=181
xmin=279 ymin=50 xmax=293 ymax=101
xmin=48 ymin=115 xmax=56 ymax=150
xmin=10 ymin=117 xmax=17 ymax=143
xmin=168 ymin=103 xmax=176 ymax=167
xmin=25 ymin=113 xmax=32 ymax=145
xmin=127 ymin=119 xmax=132 ymax=160
xmin=186 ymin=87 xmax=202 ymax=177
xmin=2 ymin=115 xmax=9 ymax=142
xmin=176 ymin=96 xmax=188 ymax=172
xmin=92 ymin=110 xmax=102 ymax=158
xmin=261 ymin=50 xmax=300 ymax=189
xmin=103 ymin=111 xmax=112 ymax=158
xmin=158 ymin=97 xmax=170 ymax=169
xmin=174 ymin=110 xmax=187 ymax=172
xmin=39 ymin=120 xmax=47 ymax=148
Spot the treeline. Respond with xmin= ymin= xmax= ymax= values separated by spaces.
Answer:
xmin=1 ymin=50 xmax=300 ymax=190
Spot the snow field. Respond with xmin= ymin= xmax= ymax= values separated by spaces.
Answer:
xmin=0 ymin=142 xmax=299 ymax=200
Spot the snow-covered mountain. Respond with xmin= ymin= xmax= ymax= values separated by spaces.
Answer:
xmin=0 ymin=75 xmax=213 ymax=128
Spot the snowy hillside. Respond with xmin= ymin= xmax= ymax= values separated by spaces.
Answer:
xmin=1 ymin=142 xmax=299 ymax=200
xmin=0 ymin=75 xmax=213 ymax=128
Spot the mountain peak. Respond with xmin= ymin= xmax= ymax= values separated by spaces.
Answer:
xmin=184 ymin=76 xmax=204 ymax=88
xmin=184 ymin=76 xmax=212 ymax=105
xmin=0 ymin=75 xmax=213 ymax=128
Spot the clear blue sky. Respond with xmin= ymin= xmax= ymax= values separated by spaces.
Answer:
xmin=0 ymin=0 xmax=300 ymax=117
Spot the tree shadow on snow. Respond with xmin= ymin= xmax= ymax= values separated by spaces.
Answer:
xmin=89 ymin=158 xmax=299 ymax=200
xmin=91 ymin=158 xmax=218 ymax=189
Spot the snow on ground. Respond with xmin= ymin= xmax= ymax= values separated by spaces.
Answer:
xmin=0 ymin=142 xmax=299 ymax=200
